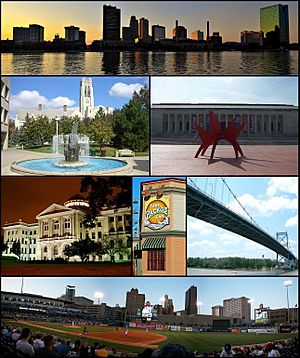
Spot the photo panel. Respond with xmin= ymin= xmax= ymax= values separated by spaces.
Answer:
xmin=186 ymin=177 xmax=298 ymax=277
xmin=1 ymin=276 xmax=298 ymax=356
xmin=2 ymin=76 xmax=150 ymax=176
xmin=1 ymin=176 xmax=133 ymax=276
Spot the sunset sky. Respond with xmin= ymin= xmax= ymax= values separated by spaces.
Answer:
xmin=2 ymin=1 xmax=298 ymax=44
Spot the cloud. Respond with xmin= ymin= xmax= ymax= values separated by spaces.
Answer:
xmin=10 ymin=90 xmax=76 ymax=112
xmin=188 ymin=219 xmax=214 ymax=236
xmin=109 ymin=82 xmax=144 ymax=98
xmin=266 ymin=178 xmax=298 ymax=198
xmin=285 ymin=215 xmax=298 ymax=228
xmin=227 ymin=192 xmax=298 ymax=218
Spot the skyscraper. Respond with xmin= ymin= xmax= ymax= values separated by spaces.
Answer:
xmin=80 ymin=78 xmax=95 ymax=118
xmin=185 ymin=285 xmax=197 ymax=315
xmin=223 ymin=296 xmax=251 ymax=324
xmin=129 ymin=16 xmax=139 ymax=41
xmin=103 ymin=5 xmax=121 ymax=41
xmin=260 ymin=4 xmax=289 ymax=46
xmin=125 ymin=288 xmax=145 ymax=320
xmin=139 ymin=18 xmax=149 ymax=39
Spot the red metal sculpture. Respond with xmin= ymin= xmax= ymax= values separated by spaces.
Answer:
xmin=194 ymin=110 xmax=246 ymax=160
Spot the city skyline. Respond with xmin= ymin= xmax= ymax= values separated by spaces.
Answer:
xmin=151 ymin=77 xmax=298 ymax=106
xmin=187 ymin=177 xmax=298 ymax=260
xmin=2 ymin=1 xmax=298 ymax=44
xmin=1 ymin=277 xmax=298 ymax=318
xmin=8 ymin=76 xmax=148 ymax=117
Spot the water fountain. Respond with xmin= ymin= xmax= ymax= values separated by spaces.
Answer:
xmin=11 ymin=123 xmax=132 ymax=175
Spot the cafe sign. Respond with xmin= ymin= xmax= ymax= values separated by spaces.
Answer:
xmin=144 ymin=196 xmax=170 ymax=230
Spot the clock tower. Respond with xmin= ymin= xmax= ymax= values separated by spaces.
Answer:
xmin=80 ymin=78 xmax=95 ymax=118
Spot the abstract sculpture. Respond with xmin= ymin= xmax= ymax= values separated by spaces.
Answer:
xmin=194 ymin=110 xmax=246 ymax=160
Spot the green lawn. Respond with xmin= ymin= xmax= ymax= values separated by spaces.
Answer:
xmin=4 ymin=320 xmax=297 ymax=354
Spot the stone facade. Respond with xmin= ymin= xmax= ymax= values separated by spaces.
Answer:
xmin=151 ymin=103 xmax=298 ymax=144
xmin=1 ymin=77 xmax=10 ymax=150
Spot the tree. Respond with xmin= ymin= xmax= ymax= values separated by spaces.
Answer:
xmin=132 ymin=84 xmax=149 ymax=111
xmin=11 ymin=241 xmax=21 ymax=258
xmin=99 ymin=234 xmax=130 ymax=263
xmin=80 ymin=177 xmax=132 ymax=228
xmin=63 ymin=237 xmax=99 ymax=262
xmin=112 ymin=99 xmax=149 ymax=152
xmin=88 ymin=108 xmax=114 ymax=153
xmin=1 ymin=236 xmax=8 ymax=253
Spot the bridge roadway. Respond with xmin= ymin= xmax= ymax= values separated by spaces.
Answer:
xmin=187 ymin=184 xmax=296 ymax=261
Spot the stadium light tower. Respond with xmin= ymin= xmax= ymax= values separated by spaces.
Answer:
xmin=197 ymin=301 xmax=203 ymax=314
xmin=95 ymin=291 xmax=104 ymax=305
xmin=283 ymin=280 xmax=292 ymax=323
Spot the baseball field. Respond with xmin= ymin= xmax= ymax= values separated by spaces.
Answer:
xmin=4 ymin=320 xmax=297 ymax=354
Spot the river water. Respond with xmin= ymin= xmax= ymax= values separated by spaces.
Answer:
xmin=1 ymin=50 xmax=298 ymax=75
xmin=187 ymin=268 xmax=298 ymax=276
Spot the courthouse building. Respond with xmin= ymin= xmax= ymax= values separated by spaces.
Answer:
xmin=139 ymin=178 xmax=186 ymax=276
xmin=151 ymin=103 xmax=298 ymax=144
xmin=3 ymin=194 xmax=131 ymax=262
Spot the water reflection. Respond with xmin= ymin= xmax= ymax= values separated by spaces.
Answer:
xmin=1 ymin=50 xmax=298 ymax=75
xmin=102 ymin=51 xmax=120 ymax=74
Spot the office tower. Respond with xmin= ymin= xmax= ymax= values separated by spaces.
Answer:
xmin=65 ymin=26 xmax=80 ymax=41
xmin=223 ymin=296 xmax=251 ymax=324
xmin=130 ymin=16 xmax=139 ymax=40
xmin=260 ymin=4 xmax=289 ymax=45
xmin=139 ymin=18 xmax=149 ymax=39
xmin=172 ymin=21 xmax=187 ymax=40
xmin=241 ymin=30 xmax=263 ymax=45
xmin=163 ymin=294 xmax=174 ymax=315
xmin=13 ymin=24 xmax=44 ymax=43
xmin=185 ymin=285 xmax=197 ymax=315
xmin=103 ymin=5 xmax=121 ymax=41
xmin=152 ymin=25 xmax=166 ymax=42
xmin=80 ymin=78 xmax=95 ymax=118
xmin=125 ymin=288 xmax=145 ymax=319
xmin=122 ymin=27 xmax=131 ymax=41
xmin=206 ymin=21 xmax=210 ymax=41
xmin=79 ymin=30 xmax=86 ymax=43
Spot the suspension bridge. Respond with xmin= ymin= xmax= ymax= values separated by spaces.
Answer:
xmin=187 ymin=178 xmax=296 ymax=268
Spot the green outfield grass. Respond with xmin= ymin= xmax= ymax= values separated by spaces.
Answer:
xmin=4 ymin=320 xmax=297 ymax=354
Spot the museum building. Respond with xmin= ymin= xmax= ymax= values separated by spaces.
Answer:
xmin=3 ymin=194 xmax=131 ymax=262
xmin=151 ymin=103 xmax=298 ymax=144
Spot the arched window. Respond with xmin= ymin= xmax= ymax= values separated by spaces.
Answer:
xmin=43 ymin=247 xmax=48 ymax=253
xmin=110 ymin=240 xmax=114 ymax=249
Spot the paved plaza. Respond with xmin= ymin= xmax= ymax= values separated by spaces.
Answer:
xmin=151 ymin=145 xmax=298 ymax=176
xmin=1 ymin=148 xmax=149 ymax=175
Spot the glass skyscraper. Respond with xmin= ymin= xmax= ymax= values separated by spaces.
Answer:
xmin=260 ymin=4 xmax=289 ymax=45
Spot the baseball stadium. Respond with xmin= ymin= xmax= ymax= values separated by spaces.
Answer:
xmin=1 ymin=278 xmax=298 ymax=357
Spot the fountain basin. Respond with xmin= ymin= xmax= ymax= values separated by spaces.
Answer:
xmin=11 ymin=156 xmax=132 ymax=175
xmin=53 ymin=160 xmax=89 ymax=168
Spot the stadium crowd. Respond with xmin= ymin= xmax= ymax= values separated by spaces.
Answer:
xmin=1 ymin=322 xmax=298 ymax=358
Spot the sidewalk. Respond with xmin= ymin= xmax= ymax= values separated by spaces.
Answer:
xmin=151 ymin=145 xmax=298 ymax=176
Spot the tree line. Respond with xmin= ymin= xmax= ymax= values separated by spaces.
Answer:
xmin=187 ymin=257 xmax=279 ymax=270
xmin=9 ymin=85 xmax=149 ymax=153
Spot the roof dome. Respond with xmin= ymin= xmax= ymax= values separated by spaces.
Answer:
xmin=64 ymin=194 xmax=89 ymax=209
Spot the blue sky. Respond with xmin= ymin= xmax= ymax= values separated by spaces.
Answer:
xmin=188 ymin=177 xmax=298 ymax=260
xmin=151 ymin=77 xmax=298 ymax=105
xmin=9 ymin=76 xmax=148 ymax=116
xmin=1 ymin=277 xmax=298 ymax=318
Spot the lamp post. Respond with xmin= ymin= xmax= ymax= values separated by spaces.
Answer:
xmin=283 ymin=280 xmax=292 ymax=324
xmin=197 ymin=301 xmax=203 ymax=314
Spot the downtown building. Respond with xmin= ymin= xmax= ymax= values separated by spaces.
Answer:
xmin=103 ymin=5 xmax=121 ymax=42
xmin=151 ymin=103 xmax=298 ymax=144
xmin=14 ymin=78 xmax=114 ymax=129
xmin=223 ymin=296 xmax=251 ymax=325
xmin=1 ymin=77 xmax=10 ymax=150
xmin=260 ymin=4 xmax=289 ymax=46
xmin=125 ymin=288 xmax=145 ymax=321
xmin=13 ymin=24 xmax=44 ymax=43
xmin=185 ymin=285 xmax=197 ymax=315
xmin=3 ymin=194 xmax=131 ymax=262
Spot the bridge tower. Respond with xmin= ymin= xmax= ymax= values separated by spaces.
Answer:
xmin=276 ymin=232 xmax=295 ymax=269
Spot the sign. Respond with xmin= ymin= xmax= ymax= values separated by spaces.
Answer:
xmin=255 ymin=307 xmax=270 ymax=324
xmin=144 ymin=196 xmax=170 ymax=230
